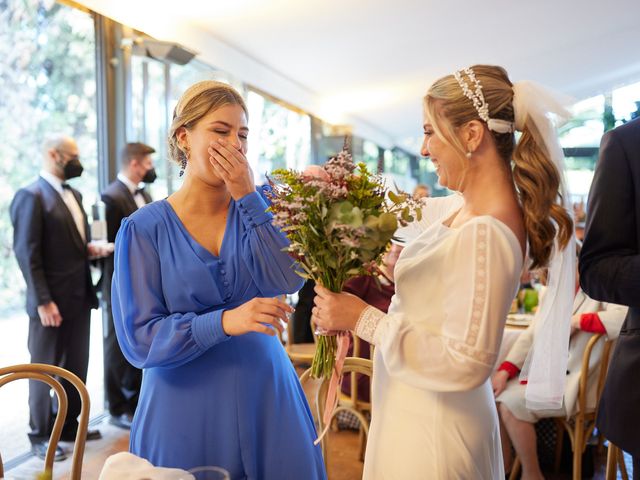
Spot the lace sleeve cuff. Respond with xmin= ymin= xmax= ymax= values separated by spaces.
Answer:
xmin=355 ymin=305 xmax=385 ymax=344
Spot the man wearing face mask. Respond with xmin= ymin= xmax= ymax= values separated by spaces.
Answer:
xmin=100 ymin=142 xmax=155 ymax=430
xmin=10 ymin=134 xmax=101 ymax=461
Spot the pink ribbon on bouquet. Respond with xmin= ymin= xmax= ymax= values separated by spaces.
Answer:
xmin=314 ymin=331 xmax=350 ymax=446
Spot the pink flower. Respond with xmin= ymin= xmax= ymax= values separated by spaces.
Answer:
xmin=302 ymin=165 xmax=330 ymax=182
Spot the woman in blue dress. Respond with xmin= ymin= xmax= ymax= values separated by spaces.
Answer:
xmin=111 ymin=80 xmax=326 ymax=479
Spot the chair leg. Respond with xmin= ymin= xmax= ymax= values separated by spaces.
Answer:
xmin=358 ymin=426 xmax=366 ymax=461
xmin=508 ymin=456 xmax=521 ymax=480
xmin=554 ymin=421 xmax=564 ymax=473
xmin=573 ymin=419 xmax=585 ymax=480
xmin=605 ymin=443 xmax=619 ymax=480
xmin=597 ymin=432 xmax=606 ymax=455
xmin=618 ymin=446 xmax=629 ymax=480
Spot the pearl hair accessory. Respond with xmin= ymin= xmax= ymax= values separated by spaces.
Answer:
xmin=454 ymin=67 xmax=515 ymax=134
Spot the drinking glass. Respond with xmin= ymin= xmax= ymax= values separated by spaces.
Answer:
xmin=187 ymin=466 xmax=230 ymax=480
xmin=523 ymin=288 xmax=539 ymax=313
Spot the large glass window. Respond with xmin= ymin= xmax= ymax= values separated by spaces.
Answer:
xmin=246 ymin=90 xmax=311 ymax=182
xmin=0 ymin=0 xmax=100 ymax=461
xmin=612 ymin=80 xmax=640 ymax=125
xmin=361 ymin=140 xmax=381 ymax=173
xmin=381 ymin=148 xmax=417 ymax=193
xmin=558 ymin=95 xmax=604 ymax=205
xmin=130 ymin=57 xmax=239 ymax=197
xmin=130 ymin=57 xmax=169 ymax=198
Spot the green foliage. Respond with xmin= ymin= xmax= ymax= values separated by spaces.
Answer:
xmin=0 ymin=1 xmax=98 ymax=315
xmin=269 ymin=152 xmax=422 ymax=378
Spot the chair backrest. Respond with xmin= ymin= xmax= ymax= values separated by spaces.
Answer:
xmin=0 ymin=363 xmax=90 ymax=480
xmin=576 ymin=334 xmax=615 ymax=416
xmin=347 ymin=336 xmax=372 ymax=408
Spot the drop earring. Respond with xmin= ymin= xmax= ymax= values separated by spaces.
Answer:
xmin=179 ymin=146 xmax=189 ymax=177
xmin=466 ymin=151 xmax=472 ymax=159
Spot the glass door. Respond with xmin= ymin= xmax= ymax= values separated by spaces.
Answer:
xmin=0 ymin=0 xmax=100 ymax=463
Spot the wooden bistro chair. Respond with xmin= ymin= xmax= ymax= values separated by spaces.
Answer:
xmin=509 ymin=333 xmax=615 ymax=480
xmin=338 ymin=335 xmax=373 ymax=460
xmin=0 ymin=363 xmax=90 ymax=480
xmin=605 ymin=442 xmax=629 ymax=480
xmin=300 ymin=357 xmax=373 ymax=470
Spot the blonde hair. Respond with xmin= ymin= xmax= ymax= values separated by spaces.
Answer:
xmin=424 ymin=65 xmax=572 ymax=269
xmin=168 ymin=81 xmax=248 ymax=166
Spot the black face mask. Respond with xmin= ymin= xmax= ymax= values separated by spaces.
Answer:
xmin=62 ymin=158 xmax=84 ymax=180
xmin=142 ymin=167 xmax=157 ymax=184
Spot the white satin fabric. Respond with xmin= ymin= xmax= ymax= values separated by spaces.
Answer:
xmin=360 ymin=195 xmax=522 ymax=479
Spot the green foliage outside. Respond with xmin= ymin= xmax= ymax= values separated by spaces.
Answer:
xmin=0 ymin=0 xmax=97 ymax=315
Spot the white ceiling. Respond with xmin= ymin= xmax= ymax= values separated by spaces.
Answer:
xmin=78 ymin=0 xmax=640 ymax=153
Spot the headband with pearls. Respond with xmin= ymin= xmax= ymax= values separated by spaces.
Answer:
xmin=454 ymin=67 xmax=515 ymax=134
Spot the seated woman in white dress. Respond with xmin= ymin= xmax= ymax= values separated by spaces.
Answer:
xmin=492 ymin=260 xmax=627 ymax=479
xmin=312 ymin=65 xmax=575 ymax=479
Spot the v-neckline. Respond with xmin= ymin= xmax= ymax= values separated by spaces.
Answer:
xmin=163 ymin=199 xmax=233 ymax=262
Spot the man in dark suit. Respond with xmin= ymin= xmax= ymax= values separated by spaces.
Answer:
xmin=101 ymin=142 xmax=155 ymax=429
xmin=10 ymin=134 xmax=103 ymax=461
xmin=580 ymin=117 xmax=640 ymax=476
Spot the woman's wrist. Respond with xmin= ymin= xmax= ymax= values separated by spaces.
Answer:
xmin=354 ymin=306 xmax=385 ymax=344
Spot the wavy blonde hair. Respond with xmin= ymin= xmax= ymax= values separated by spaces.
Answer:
xmin=168 ymin=81 xmax=248 ymax=166
xmin=424 ymin=65 xmax=572 ymax=269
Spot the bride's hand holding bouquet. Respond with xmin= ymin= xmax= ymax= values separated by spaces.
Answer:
xmin=311 ymin=286 xmax=367 ymax=332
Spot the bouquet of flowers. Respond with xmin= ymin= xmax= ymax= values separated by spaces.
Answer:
xmin=268 ymin=146 xmax=422 ymax=379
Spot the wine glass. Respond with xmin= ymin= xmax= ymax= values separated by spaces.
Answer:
xmin=187 ymin=466 xmax=230 ymax=480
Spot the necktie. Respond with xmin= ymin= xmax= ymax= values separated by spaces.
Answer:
xmin=135 ymin=187 xmax=145 ymax=195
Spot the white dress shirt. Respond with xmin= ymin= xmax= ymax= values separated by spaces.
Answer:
xmin=40 ymin=170 xmax=86 ymax=242
xmin=117 ymin=173 xmax=146 ymax=209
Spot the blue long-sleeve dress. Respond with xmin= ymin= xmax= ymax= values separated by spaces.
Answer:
xmin=111 ymin=190 xmax=326 ymax=479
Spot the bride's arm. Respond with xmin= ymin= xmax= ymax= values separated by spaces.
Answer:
xmin=357 ymin=221 xmax=520 ymax=392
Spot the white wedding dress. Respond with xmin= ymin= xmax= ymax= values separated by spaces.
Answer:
xmin=355 ymin=194 xmax=523 ymax=479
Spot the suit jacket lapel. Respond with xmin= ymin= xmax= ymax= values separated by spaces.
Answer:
xmin=39 ymin=177 xmax=86 ymax=253
xmin=71 ymin=187 xmax=91 ymax=243
xmin=116 ymin=180 xmax=139 ymax=214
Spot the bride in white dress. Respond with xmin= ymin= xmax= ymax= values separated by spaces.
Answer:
xmin=312 ymin=65 xmax=574 ymax=479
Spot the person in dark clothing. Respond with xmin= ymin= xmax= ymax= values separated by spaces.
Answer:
xmin=101 ymin=142 xmax=155 ymax=429
xmin=10 ymin=134 xmax=103 ymax=460
xmin=580 ymin=117 xmax=640 ymax=478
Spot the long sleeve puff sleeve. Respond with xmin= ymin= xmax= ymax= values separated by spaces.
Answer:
xmin=112 ymin=218 xmax=230 ymax=369
xmin=237 ymin=190 xmax=304 ymax=296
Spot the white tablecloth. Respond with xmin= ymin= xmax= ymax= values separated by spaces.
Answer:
xmin=496 ymin=325 xmax=524 ymax=367
xmin=99 ymin=452 xmax=195 ymax=480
